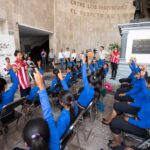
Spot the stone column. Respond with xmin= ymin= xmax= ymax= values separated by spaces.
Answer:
xmin=120 ymin=30 xmax=128 ymax=59
xmin=13 ymin=24 xmax=20 ymax=50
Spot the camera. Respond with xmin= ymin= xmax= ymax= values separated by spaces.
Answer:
xmin=53 ymin=68 xmax=59 ymax=76
xmin=93 ymin=49 xmax=97 ymax=54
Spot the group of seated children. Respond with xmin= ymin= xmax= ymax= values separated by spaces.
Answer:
xmin=0 ymin=54 xmax=109 ymax=150
xmin=102 ymin=57 xmax=150 ymax=150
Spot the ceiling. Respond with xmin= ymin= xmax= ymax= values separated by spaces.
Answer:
xmin=19 ymin=25 xmax=50 ymax=37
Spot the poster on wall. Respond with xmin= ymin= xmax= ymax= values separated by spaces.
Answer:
xmin=0 ymin=35 xmax=16 ymax=76
xmin=132 ymin=39 xmax=150 ymax=54
xmin=125 ymin=29 xmax=150 ymax=64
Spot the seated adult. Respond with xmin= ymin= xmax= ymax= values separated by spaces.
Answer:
xmin=0 ymin=64 xmax=19 ymax=120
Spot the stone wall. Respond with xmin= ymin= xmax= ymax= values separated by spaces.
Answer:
xmin=53 ymin=0 xmax=135 ymax=54
xmin=0 ymin=0 xmax=54 ymax=49
xmin=0 ymin=0 xmax=135 ymax=55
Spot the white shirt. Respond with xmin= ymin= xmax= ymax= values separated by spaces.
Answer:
xmin=71 ymin=53 xmax=77 ymax=59
xmin=49 ymin=52 xmax=54 ymax=59
xmin=58 ymin=52 xmax=65 ymax=59
xmin=41 ymin=51 xmax=46 ymax=58
xmin=98 ymin=50 xmax=109 ymax=60
xmin=65 ymin=51 xmax=71 ymax=58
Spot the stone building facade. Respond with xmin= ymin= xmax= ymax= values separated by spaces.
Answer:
xmin=0 ymin=0 xmax=135 ymax=56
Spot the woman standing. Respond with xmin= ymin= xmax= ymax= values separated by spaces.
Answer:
xmin=110 ymin=47 xmax=120 ymax=80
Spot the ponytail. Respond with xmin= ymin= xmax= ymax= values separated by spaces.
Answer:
xmin=23 ymin=118 xmax=50 ymax=150
xmin=59 ymin=91 xmax=76 ymax=125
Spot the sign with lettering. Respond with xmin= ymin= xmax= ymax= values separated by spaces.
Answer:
xmin=70 ymin=0 xmax=134 ymax=18
xmin=0 ymin=35 xmax=15 ymax=76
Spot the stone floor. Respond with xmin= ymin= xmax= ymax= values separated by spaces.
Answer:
xmin=0 ymin=67 xmax=132 ymax=150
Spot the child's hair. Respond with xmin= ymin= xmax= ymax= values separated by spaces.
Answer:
xmin=23 ymin=118 xmax=50 ymax=150
xmin=14 ymin=50 xmax=22 ymax=57
xmin=88 ymin=74 xmax=101 ymax=100
xmin=59 ymin=91 xmax=75 ymax=125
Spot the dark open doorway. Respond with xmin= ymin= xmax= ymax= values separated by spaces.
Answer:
xmin=19 ymin=25 xmax=50 ymax=63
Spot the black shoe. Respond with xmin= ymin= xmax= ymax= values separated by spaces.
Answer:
xmin=110 ymin=77 xmax=113 ymax=79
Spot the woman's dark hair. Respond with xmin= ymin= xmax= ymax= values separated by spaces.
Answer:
xmin=0 ymin=78 xmax=7 ymax=102
xmin=23 ymin=118 xmax=50 ymax=150
xmin=59 ymin=91 xmax=75 ymax=125
xmin=88 ymin=74 xmax=101 ymax=100
xmin=88 ymin=74 xmax=99 ymax=86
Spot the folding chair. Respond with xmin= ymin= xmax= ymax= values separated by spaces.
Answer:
xmin=0 ymin=97 xmax=26 ymax=147
xmin=60 ymin=110 xmax=85 ymax=150
xmin=123 ymin=129 xmax=150 ymax=149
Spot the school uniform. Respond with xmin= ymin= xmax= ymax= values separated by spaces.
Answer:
xmin=110 ymin=102 xmax=150 ymax=139
xmin=115 ymin=77 xmax=146 ymax=102
xmin=26 ymin=86 xmax=39 ymax=102
xmin=0 ymin=69 xmax=19 ymax=111
xmin=64 ymin=72 xmax=73 ymax=85
xmin=78 ymin=64 xmax=95 ymax=108
xmin=60 ymin=79 xmax=79 ymax=116
xmin=38 ymin=89 xmax=60 ymax=150
xmin=49 ymin=77 xmax=61 ymax=93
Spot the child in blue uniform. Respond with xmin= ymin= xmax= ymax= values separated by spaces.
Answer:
xmin=107 ymin=102 xmax=150 ymax=148
xmin=77 ymin=56 xmax=95 ymax=108
xmin=0 ymin=64 xmax=19 ymax=111
xmin=23 ymin=69 xmax=60 ymax=150
xmin=58 ymin=71 xmax=79 ymax=117
xmin=64 ymin=67 xmax=73 ymax=84
xmin=26 ymin=61 xmax=44 ymax=103
xmin=115 ymin=70 xmax=146 ymax=102
xmin=102 ymin=77 xmax=150 ymax=148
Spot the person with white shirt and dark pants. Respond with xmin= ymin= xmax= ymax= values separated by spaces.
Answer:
xmin=71 ymin=49 xmax=77 ymax=64
xmin=98 ymin=46 xmax=109 ymax=68
xmin=58 ymin=48 xmax=65 ymax=69
xmin=64 ymin=48 xmax=71 ymax=69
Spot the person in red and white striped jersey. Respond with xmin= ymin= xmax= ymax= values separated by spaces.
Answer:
xmin=12 ymin=50 xmax=31 ymax=97
xmin=110 ymin=47 xmax=120 ymax=80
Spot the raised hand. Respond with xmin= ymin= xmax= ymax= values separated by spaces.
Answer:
xmin=58 ymin=70 xmax=63 ymax=80
xmin=81 ymin=55 xmax=86 ymax=64
xmin=6 ymin=63 xmax=12 ymax=70
xmin=34 ymin=68 xmax=45 ymax=90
